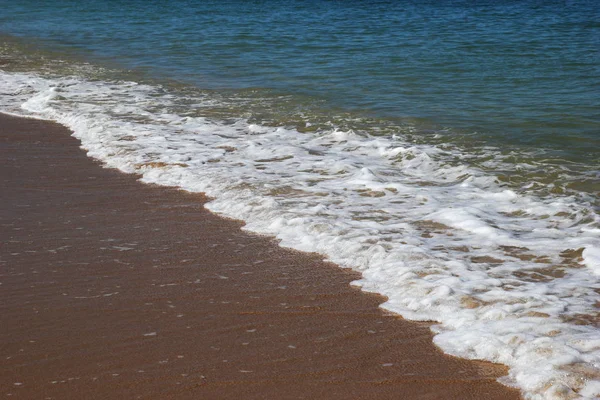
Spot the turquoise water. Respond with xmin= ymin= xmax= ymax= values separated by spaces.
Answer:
xmin=2 ymin=1 xmax=600 ymax=398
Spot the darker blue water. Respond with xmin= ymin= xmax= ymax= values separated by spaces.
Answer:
xmin=1 ymin=0 xmax=599 ymax=157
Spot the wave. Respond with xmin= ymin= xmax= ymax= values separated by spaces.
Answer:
xmin=2 ymin=69 xmax=600 ymax=399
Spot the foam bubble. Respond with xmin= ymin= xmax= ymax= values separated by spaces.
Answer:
xmin=582 ymin=247 xmax=600 ymax=275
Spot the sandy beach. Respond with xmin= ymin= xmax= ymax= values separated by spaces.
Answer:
xmin=0 ymin=112 xmax=521 ymax=399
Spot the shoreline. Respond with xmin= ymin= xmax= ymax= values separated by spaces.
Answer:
xmin=0 ymin=112 xmax=521 ymax=399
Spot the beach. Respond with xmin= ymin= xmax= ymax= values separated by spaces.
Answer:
xmin=0 ymin=112 xmax=522 ymax=398
xmin=1 ymin=1 xmax=599 ymax=397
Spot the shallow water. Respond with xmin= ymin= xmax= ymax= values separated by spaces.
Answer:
xmin=1 ymin=1 xmax=599 ymax=398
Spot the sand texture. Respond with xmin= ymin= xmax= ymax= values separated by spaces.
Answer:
xmin=0 ymin=113 xmax=521 ymax=399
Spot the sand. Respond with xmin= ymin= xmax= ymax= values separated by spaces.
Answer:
xmin=0 ymin=112 xmax=521 ymax=399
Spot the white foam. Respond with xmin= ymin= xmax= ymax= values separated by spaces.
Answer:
xmin=582 ymin=247 xmax=600 ymax=276
xmin=1 ymin=70 xmax=599 ymax=399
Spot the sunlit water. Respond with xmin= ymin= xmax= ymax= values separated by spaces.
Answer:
xmin=1 ymin=1 xmax=599 ymax=398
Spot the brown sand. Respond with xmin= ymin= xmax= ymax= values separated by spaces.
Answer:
xmin=0 ymin=113 xmax=521 ymax=399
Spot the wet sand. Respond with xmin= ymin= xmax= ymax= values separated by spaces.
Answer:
xmin=0 ymin=112 xmax=521 ymax=399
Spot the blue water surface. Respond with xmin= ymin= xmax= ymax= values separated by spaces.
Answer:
xmin=1 ymin=0 xmax=598 ymax=155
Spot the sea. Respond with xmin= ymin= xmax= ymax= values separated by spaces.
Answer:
xmin=1 ymin=1 xmax=599 ymax=398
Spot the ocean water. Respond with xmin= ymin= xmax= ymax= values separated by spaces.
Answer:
xmin=1 ymin=1 xmax=599 ymax=398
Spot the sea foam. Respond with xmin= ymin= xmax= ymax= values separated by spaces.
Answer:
xmin=1 ymin=70 xmax=599 ymax=399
